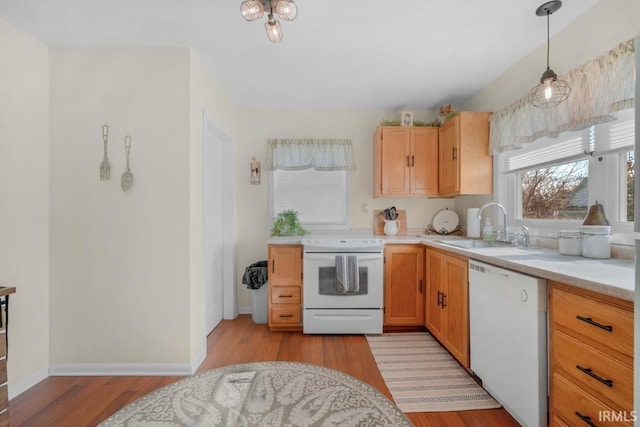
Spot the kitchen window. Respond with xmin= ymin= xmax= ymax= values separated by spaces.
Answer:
xmin=270 ymin=168 xmax=350 ymax=228
xmin=498 ymin=108 xmax=635 ymax=233
xmin=267 ymin=138 xmax=355 ymax=229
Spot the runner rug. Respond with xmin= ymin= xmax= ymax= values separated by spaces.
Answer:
xmin=366 ymin=332 xmax=501 ymax=413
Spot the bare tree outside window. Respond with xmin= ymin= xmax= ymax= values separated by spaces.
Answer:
xmin=521 ymin=160 xmax=589 ymax=220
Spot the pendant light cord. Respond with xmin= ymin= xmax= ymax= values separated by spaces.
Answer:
xmin=546 ymin=11 xmax=550 ymax=70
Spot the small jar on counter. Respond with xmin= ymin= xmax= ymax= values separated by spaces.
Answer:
xmin=580 ymin=225 xmax=611 ymax=259
xmin=558 ymin=230 xmax=582 ymax=256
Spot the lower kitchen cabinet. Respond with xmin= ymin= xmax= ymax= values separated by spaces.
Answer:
xmin=549 ymin=281 xmax=634 ymax=426
xmin=384 ymin=245 xmax=424 ymax=326
xmin=425 ymin=248 xmax=469 ymax=368
xmin=267 ymin=245 xmax=303 ymax=331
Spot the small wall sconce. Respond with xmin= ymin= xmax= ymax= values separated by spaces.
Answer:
xmin=251 ymin=157 xmax=261 ymax=184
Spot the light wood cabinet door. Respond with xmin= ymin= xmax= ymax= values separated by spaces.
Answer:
xmin=374 ymin=126 xmax=438 ymax=197
xmin=410 ymin=127 xmax=438 ymax=196
xmin=424 ymin=248 xmax=469 ymax=368
xmin=437 ymin=112 xmax=492 ymax=197
xmin=384 ymin=245 xmax=425 ymax=326
xmin=268 ymin=245 xmax=302 ymax=331
xmin=425 ymin=249 xmax=445 ymax=342
xmin=442 ymin=255 xmax=469 ymax=367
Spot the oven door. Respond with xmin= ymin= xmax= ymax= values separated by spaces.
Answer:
xmin=303 ymin=252 xmax=383 ymax=309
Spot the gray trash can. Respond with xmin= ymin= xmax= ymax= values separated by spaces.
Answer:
xmin=242 ymin=261 xmax=268 ymax=324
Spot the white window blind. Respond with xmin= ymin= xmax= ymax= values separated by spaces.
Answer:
xmin=503 ymin=108 xmax=635 ymax=173
xmin=272 ymin=169 xmax=349 ymax=227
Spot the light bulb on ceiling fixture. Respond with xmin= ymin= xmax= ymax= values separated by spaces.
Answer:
xmin=527 ymin=0 xmax=571 ymax=108
xmin=265 ymin=15 xmax=283 ymax=43
xmin=240 ymin=0 xmax=264 ymax=21
xmin=273 ymin=0 xmax=298 ymax=21
xmin=241 ymin=0 xmax=296 ymax=42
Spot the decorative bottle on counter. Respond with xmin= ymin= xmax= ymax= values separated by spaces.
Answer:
xmin=482 ymin=218 xmax=494 ymax=241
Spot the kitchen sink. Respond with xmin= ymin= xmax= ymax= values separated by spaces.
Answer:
xmin=437 ymin=239 xmax=515 ymax=249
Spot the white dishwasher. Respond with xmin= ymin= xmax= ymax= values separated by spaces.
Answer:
xmin=469 ymin=260 xmax=548 ymax=427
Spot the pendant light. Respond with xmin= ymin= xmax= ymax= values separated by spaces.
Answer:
xmin=527 ymin=1 xmax=571 ymax=108
xmin=241 ymin=0 xmax=297 ymax=43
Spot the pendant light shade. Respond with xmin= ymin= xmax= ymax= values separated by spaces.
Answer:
xmin=241 ymin=0 xmax=296 ymax=42
xmin=265 ymin=17 xmax=283 ymax=43
xmin=240 ymin=0 xmax=264 ymax=21
xmin=527 ymin=1 xmax=571 ymax=108
xmin=273 ymin=0 xmax=298 ymax=21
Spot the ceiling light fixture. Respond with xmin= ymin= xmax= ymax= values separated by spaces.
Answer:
xmin=241 ymin=0 xmax=298 ymax=43
xmin=527 ymin=1 xmax=571 ymax=108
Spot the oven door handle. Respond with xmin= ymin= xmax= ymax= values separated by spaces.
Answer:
xmin=303 ymin=253 xmax=383 ymax=262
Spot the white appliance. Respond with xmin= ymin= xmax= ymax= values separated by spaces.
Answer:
xmin=469 ymin=260 xmax=548 ymax=427
xmin=302 ymin=238 xmax=384 ymax=334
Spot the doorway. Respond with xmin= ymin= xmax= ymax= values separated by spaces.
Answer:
xmin=203 ymin=114 xmax=236 ymax=335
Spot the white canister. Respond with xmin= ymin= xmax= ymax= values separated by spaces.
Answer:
xmin=558 ymin=230 xmax=581 ymax=256
xmin=580 ymin=225 xmax=611 ymax=259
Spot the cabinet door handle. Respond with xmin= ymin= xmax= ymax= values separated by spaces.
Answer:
xmin=574 ymin=411 xmax=597 ymax=427
xmin=418 ymin=279 xmax=422 ymax=293
xmin=279 ymin=294 xmax=293 ymax=298
xmin=576 ymin=365 xmax=613 ymax=387
xmin=411 ymin=155 xmax=415 ymax=166
xmin=279 ymin=314 xmax=293 ymax=318
xmin=271 ymin=260 xmax=275 ymax=274
xmin=441 ymin=293 xmax=447 ymax=308
xmin=406 ymin=155 xmax=410 ymax=167
xmin=437 ymin=291 xmax=442 ymax=307
xmin=452 ymin=146 xmax=457 ymax=160
xmin=576 ymin=315 xmax=613 ymax=332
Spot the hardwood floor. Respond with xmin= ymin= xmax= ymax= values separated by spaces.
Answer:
xmin=9 ymin=315 xmax=520 ymax=426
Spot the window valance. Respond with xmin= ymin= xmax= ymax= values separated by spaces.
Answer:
xmin=490 ymin=38 xmax=635 ymax=154
xmin=266 ymin=139 xmax=356 ymax=171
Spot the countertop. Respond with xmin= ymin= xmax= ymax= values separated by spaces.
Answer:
xmin=268 ymin=233 xmax=635 ymax=302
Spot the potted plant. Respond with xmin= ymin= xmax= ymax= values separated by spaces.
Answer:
xmin=270 ymin=210 xmax=308 ymax=237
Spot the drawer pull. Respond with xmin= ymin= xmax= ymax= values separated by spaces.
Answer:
xmin=575 ymin=411 xmax=597 ymax=427
xmin=576 ymin=315 xmax=613 ymax=332
xmin=576 ymin=365 xmax=613 ymax=387
xmin=279 ymin=314 xmax=293 ymax=318
xmin=279 ymin=294 xmax=293 ymax=298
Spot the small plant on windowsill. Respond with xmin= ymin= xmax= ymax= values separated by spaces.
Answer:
xmin=270 ymin=210 xmax=309 ymax=237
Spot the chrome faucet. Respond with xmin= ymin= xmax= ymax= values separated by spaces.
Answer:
xmin=477 ymin=202 xmax=509 ymax=242
xmin=519 ymin=225 xmax=531 ymax=248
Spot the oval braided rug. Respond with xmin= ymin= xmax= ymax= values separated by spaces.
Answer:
xmin=98 ymin=361 xmax=413 ymax=426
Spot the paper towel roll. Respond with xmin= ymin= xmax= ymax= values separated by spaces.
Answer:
xmin=467 ymin=208 xmax=480 ymax=238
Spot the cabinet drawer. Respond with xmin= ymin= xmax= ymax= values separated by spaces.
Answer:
xmin=0 ymin=334 xmax=5 ymax=359
xmin=0 ymin=410 xmax=8 ymax=427
xmin=553 ymin=330 xmax=632 ymax=411
xmin=553 ymin=373 xmax=631 ymax=426
xmin=270 ymin=287 xmax=301 ymax=305
xmin=0 ymin=384 xmax=6 ymax=414
xmin=270 ymin=306 xmax=301 ymax=325
xmin=552 ymin=286 xmax=633 ymax=358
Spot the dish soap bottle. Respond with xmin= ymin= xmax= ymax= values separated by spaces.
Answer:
xmin=482 ymin=218 xmax=494 ymax=241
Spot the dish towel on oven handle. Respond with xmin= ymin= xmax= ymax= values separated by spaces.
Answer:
xmin=335 ymin=255 xmax=359 ymax=293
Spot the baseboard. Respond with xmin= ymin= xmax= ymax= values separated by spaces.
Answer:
xmin=238 ymin=305 xmax=251 ymax=315
xmin=9 ymin=366 xmax=49 ymax=400
xmin=49 ymin=363 xmax=193 ymax=376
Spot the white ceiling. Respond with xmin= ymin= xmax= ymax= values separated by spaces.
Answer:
xmin=0 ymin=0 xmax=599 ymax=109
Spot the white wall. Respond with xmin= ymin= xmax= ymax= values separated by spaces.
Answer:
xmin=49 ymin=48 xmax=193 ymax=371
xmin=0 ymin=18 xmax=50 ymax=397
xmin=233 ymin=109 xmax=456 ymax=310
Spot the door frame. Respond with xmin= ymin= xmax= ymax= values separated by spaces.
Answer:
xmin=203 ymin=113 xmax=237 ymax=327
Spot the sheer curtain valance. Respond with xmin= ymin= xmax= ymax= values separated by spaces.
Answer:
xmin=266 ymin=139 xmax=356 ymax=171
xmin=490 ymin=38 xmax=635 ymax=154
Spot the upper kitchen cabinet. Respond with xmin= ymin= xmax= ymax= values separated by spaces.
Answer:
xmin=373 ymin=126 xmax=438 ymax=197
xmin=438 ymin=112 xmax=492 ymax=197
